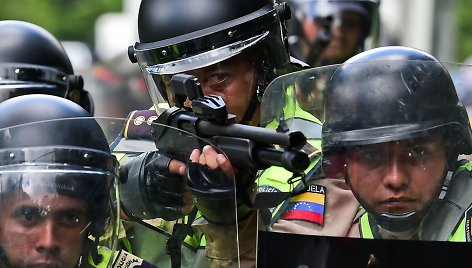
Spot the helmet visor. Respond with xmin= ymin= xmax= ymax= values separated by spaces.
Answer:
xmin=133 ymin=4 xmax=279 ymax=72
xmin=0 ymin=166 xmax=118 ymax=268
xmin=0 ymin=64 xmax=69 ymax=87
xmin=261 ymin=59 xmax=472 ymax=154
xmin=145 ymin=32 xmax=269 ymax=75
xmin=133 ymin=4 xmax=289 ymax=109
xmin=0 ymin=64 xmax=70 ymax=102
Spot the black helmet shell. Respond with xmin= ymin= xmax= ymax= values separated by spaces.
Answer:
xmin=138 ymin=0 xmax=276 ymax=44
xmin=132 ymin=0 xmax=290 ymax=71
xmin=0 ymin=20 xmax=73 ymax=74
xmin=0 ymin=94 xmax=107 ymax=152
xmin=131 ymin=0 xmax=293 ymax=110
xmin=0 ymin=20 xmax=94 ymax=114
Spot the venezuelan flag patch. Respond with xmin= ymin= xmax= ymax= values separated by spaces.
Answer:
xmin=280 ymin=184 xmax=326 ymax=226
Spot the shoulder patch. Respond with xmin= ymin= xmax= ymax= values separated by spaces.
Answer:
xmin=280 ymin=184 xmax=326 ymax=226
xmin=466 ymin=207 xmax=472 ymax=242
xmin=124 ymin=110 xmax=158 ymax=140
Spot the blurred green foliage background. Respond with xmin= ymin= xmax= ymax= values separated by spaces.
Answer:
xmin=0 ymin=0 xmax=471 ymax=62
xmin=0 ymin=0 xmax=121 ymax=49
xmin=456 ymin=0 xmax=472 ymax=62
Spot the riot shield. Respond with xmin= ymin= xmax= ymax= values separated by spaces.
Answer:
xmin=258 ymin=60 xmax=472 ymax=267
xmin=0 ymin=117 xmax=239 ymax=268
xmin=111 ymin=117 xmax=241 ymax=268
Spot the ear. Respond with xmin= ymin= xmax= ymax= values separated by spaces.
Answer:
xmin=444 ymin=141 xmax=458 ymax=171
xmin=322 ymin=154 xmax=347 ymax=179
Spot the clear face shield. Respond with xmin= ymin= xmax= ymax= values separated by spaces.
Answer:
xmin=257 ymin=60 xmax=472 ymax=266
xmin=0 ymin=118 xmax=120 ymax=268
xmin=287 ymin=0 xmax=380 ymax=66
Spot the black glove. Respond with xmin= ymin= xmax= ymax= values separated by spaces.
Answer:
xmin=120 ymin=151 xmax=187 ymax=220
xmin=187 ymin=161 xmax=257 ymax=225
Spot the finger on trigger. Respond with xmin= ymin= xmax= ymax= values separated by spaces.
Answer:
xmin=169 ymin=159 xmax=184 ymax=175
xmin=189 ymin=148 xmax=201 ymax=162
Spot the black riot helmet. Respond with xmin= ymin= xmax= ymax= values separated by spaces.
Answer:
xmin=0 ymin=20 xmax=94 ymax=114
xmin=318 ymin=0 xmax=380 ymax=45
xmin=128 ymin=0 xmax=294 ymax=114
xmin=322 ymin=46 xmax=472 ymax=157
xmin=0 ymin=95 xmax=119 ymax=267
xmin=321 ymin=46 xmax=472 ymax=232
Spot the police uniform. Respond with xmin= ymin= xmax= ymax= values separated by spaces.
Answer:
xmin=109 ymin=98 xmax=358 ymax=267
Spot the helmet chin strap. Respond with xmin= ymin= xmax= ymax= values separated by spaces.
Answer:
xmin=240 ymin=61 xmax=270 ymax=125
xmin=345 ymin=168 xmax=421 ymax=233
xmin=240 ymin=89 xmax=259 ymax=125
xmin=373 ymin=211 xmax=423 ymax=233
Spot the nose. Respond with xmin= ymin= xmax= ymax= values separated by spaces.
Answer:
xmin=381 ymin=151 xmax=409 ymax=191
xmin=35 ymin=219 xmax=60 ymax=255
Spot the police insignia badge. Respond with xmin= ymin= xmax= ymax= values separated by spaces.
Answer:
xmin=280 ymin=184 xmax=326 ymax=226
xmin=466 ymin=207 xmax=472 ymax=242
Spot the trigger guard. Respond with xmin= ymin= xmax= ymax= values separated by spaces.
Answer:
xmin=186 ymin=161 xmax=238 ymax=225
xmin=186 ymin=161 xmax=234 ymax=199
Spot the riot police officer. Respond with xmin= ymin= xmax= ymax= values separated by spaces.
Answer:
xmin=0 ymin=20 xmax=94 ymax=113
xmin=322 ymin=46 xmax=472 ymax=241
xmin=287 ymin=0 xmax=380 ymax=67
xmin=0 ymin=94 xmax=119 ymax=267
xmin=116 ymin=0 xmax=342 ymax=267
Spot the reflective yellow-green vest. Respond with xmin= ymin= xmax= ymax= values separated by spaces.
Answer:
xmin=256 ymin=85 xmax=323 ymax=220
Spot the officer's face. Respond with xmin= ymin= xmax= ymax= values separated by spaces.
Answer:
xmin=319 ymin=11 xmax=363 ymax=64
xmin=0 ymin=193 xmax=89 ymax=268
xmin=166 ymin=51 xmax=261 ymax=125
xmin=344 ymin=134 xmax=450 ymax=218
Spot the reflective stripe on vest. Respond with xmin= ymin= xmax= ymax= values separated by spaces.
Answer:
xmin=359 ymin=212 xmax=375 ymax=239
xmin=359 ymin=211 xmax=468 ymax=242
